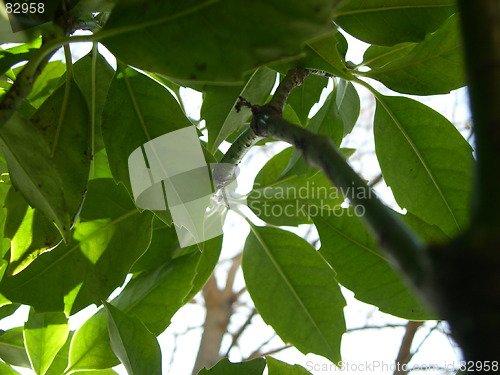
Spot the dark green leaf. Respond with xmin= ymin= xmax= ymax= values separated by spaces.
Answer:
xmin=202 ymin=67 xmax=276 ymax=152
xmin=287 ymin=75 xmax=328 ymax=125
xmin=101 ymin=67 xmax=192 ymax=225
xmin=242 ymin=226 xmax=346 ymax=364
xmin=273 ymin=30 xmax=353 ymax=80
xmin=364 ymin=15 xmax=465 ymax=95
xmin=374 ymin=95 xmax=473 ymax=237
xmin=0 ymin=179 xmax=153 ymax=314
xmin=336 ymin=79 xmax=360 ymax=135
xmin=0 ymin=41 xmax=40 ymax=77
xmin=0 ymin=169 xmax=12 ymax=260
xmin=0 ymin=327 xmax=30 ymax=368
xmin=26 ymin=61 xmax=66 ymax=110
xmin=335 ymin=0 xmax=456 ymax=46
xmin=130 ymin=219 xmax=179 ymax=274
xmin=401 ymin=212 xmax=449 ymax=245
xmin=314 ymin=208 xmax=433 ymax=319
xmin=4 ymin=187 xmax=62 ymax=275
xmin=303 ymin=30 xmax=353 ymax=79
xmin=104 ymin=303 xmax=161 ymax=375
xmin=0 ymin=79 xmax=90 ymax=241
xmin=266 ymin=357 xmax=313 ymax=374
xmin=0 ymin=304 xmax=20 ymax=320
xmin=198 ymin=357 xmax=266 ymax=375
xmin=73 ymin=49 xmax=115 ymax=144
xmin=99 ymin=0 xmax=337 ymax=81
xmin=0 ymin=362 xmax=22 ymax=374
xmin=24 ymin=309 xmax=69 ymax=375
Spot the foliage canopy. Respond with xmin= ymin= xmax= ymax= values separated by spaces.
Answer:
xmin=0 ymin=0 xmax=493 ymax=374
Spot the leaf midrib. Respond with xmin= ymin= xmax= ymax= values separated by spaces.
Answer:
xmin=249 ymin=226 xmax=336 ymax=356
xmin=376 ymin=97 xmax=461 ymax=231
xmin=336 ymin=3 xmax=454 ymax=17
xmin=368 ymin=44 xmax=459 ymax=75
xmin=0 ymin=135 xmax=63 ymax=232
xmin=315 ymin=213 xmax=389 ymax=263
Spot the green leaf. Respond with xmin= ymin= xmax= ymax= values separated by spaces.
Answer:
xmin=104 ymin=303 xmax=161 ymax=375
xmin=44 ymin=332 xmax=73 ymax=375
xmin=242 ymin=226 xmax=346 ymax=364
xmin=26 ymin=61 xmax=66 ymax=110
xmin=0 ymin=362 xmax=22 ymax=374
xmin=401 ymin=212 xmax=449 ymax=245
xmin=66 ymin=312 xmax=116 ymax=372
xmin=4 ymin=187 xmax=62 ymax=275
xmin=282 ymin=81 xmax=358 ymax=178
xmin=198 ymin=357 xmax=266 ymax=375
xmin=0 ymin=78 xmax=90 ymax=241
xmin=73 ymin=49 xmax=115 ymax=140
xmin=287 ymin=75 xmax=328 ymax=125
xmin=0 ymin=169 xmax=12 ymax=260
xmin=273 ymin=29 xmax=352 ymax=80
xmin=266 ymin=357 xmax=313 ymax=374
xmin=202 ymin=67 xmax=276 ymax=152
xmin=336 ymin=79 xmax=360 ymax=136
xmin=0 ymin=327 xmax=30 ymax=368
xmin=0 ymin=179 xmax=153 ymax=314
xmin=67 ymin=237 xmax=221 ymax=371
xmin=335 ymin=0 xmax=456 ymax=46
xmin=314 ymin=208 xmax=433 ymax=319
xmin=102 ymin=67 xmax=192 ymax=225
xmin=0 ymin=304 xmax=20 ymax=320
xmin=0 ymin=41 xmax=40 ymax=77
xmin=248 ymin=149 xmax=344 ymax=226
xmin=130 ymin=219 xmax=180 ymax=274
xmin=304 ymin=30 xmax=353 ymax=80
xmin=374 ymin=95 xmax=473 ymax=237
xmin=24 ymin=309 xmax=69 ymax=375
xmin=182 ymin=236 xmax=222 ymax=304
xmin=363 ymin=15 xmax=465 ymax=95
xmin=99 ymin=0 xmax=337 ymax=81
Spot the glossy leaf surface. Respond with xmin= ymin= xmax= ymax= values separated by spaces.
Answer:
xmin=374 ymin=95 xmax=473 ymax=237
xmin=100 ymin=0 xmax=337 ymax=81
xmin=24 ymin=309 xmax=69 ymax=375
xmin=364 ymin=15 xmax=465 ymax=95
xmin=0 ymin=79 xmax=90 ymax=241
xmin=314 ymin=208 xmax=433 ymax=319
xmin=242 ymin=226 xmax=346 ymax=364
xmin=335 ymin=0 xmax=456 ymax=46
xmin=104 ymin=303 xmax=161 ymax=375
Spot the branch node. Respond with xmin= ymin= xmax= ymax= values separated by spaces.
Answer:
xmin=235 ymin=96 xmax=253 ymax=112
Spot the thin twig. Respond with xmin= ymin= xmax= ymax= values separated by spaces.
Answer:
xmin=224 ymin=308 xmax=257 ymax=357
xmin=393 ymin=321 xmax=424 ymax=375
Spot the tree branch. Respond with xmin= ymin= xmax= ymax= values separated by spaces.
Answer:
xmin=248 ymin=108 xmax=427 ymax=285
xmin=393 ymin=321 xmax=424 ymax=375
xmin=456 ymin=0 xmax=500 ymax=230
xmin=218 ymin=69 xmax=427 ymax=290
